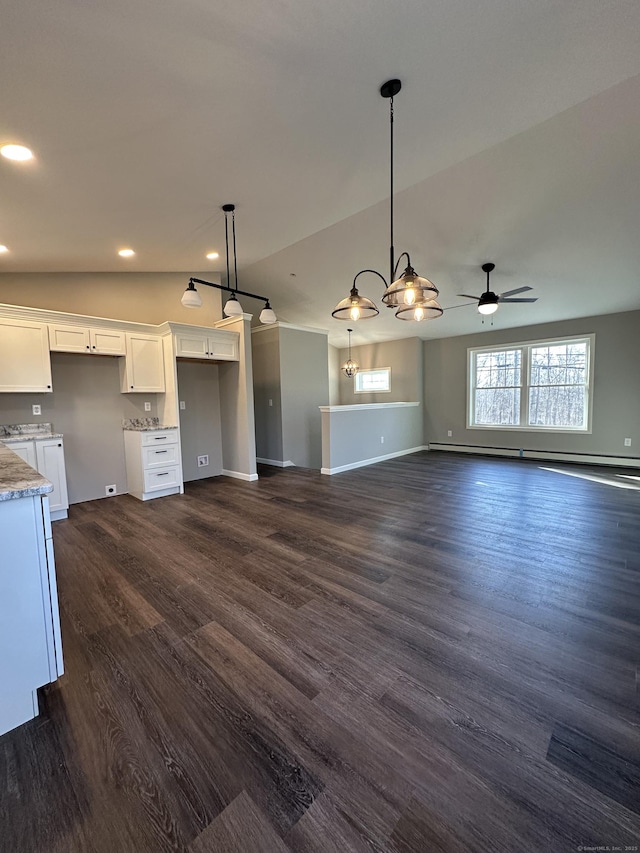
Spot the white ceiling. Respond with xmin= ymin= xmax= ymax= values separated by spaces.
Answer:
xmin=1 ymin=0 xmax=640 ymax=344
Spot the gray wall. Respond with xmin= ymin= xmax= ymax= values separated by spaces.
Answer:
xmin=0 ymin=352 xmax=158 ymax=503
xmin=280 ymin=327 xmax=329 ymax=469
xmin=177 ymin=361 xmax=223 ymax=482
xmin=328 ymin=345 xmax=340 ymax=405
xmin=251 ymin=326 xmax=284 ymax=462
xmin=423 ymin=309 xmax=640 ymax=460
xmin=321 ymin=404 xmax=423 ymax=472
xmin=338 ymin=336 xmax=424 ymax=405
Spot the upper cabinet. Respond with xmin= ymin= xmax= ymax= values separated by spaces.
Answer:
xmin=0 ymin=319 xmax=52 ymax=393
xmin=49 ymin=324 xmax=126 ymax=356
xmin=175 ymin=328 xmax=239 ymax=362
xmin=120 ymin=332 xmax=165 ymax=393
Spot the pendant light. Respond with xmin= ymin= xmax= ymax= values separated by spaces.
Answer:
xmin=331 ymin=79 xmax=442 ymax=324
xmin=181 ymin=204 xmax=278 ymax=323
xmin=341 ymin=328 xmax=359 ymax=378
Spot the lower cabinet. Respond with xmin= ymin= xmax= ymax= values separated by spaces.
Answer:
xmin=0 ymin=493 xmax=64 ymax=736
xmin=10 ymin=438 xmax=69 ymax=520
xmin=123 ymin=429 xmax=182 ymax=501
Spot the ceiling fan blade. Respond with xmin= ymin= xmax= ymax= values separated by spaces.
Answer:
xmin=499 ymin=297 xmax=538 ymax=303
xmin=499 ymin=286 xmax=532 ymax=298
xmin=443 ymin=303 xmax=473 ymax=311
xmin=457 ymin=294 xmax=481 ymax=300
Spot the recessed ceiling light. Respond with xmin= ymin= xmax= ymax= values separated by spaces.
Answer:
xmin=0 ymin=245 xmax=8 ymax=253
xmin=206 ymin=252 xmax=219 ymax=260
xmin=1 ymin=144 xmax=34 ymax=161
xmin=118 ymin=248 xmax=135 ymax=257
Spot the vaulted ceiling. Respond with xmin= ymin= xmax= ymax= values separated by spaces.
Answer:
xmin=2 ymin=0 xmax=639 ymax=343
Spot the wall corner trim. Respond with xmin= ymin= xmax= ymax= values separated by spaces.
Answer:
xmin=221 ymin=469 xmax=259 ymax=481
xmin=256 ymin=458 xmax=295 ymax=468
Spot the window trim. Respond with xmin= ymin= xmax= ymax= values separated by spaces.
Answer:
xmin=354 ymin=366 xmax=391 ymax=394
xmin=467 ymin=334 xmax=594 ymax=433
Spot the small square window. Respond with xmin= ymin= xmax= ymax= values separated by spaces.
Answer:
xmin=354 ymin=367 xmax=391 ymax=393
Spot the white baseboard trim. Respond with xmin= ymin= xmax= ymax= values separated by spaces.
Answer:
xmin=321 ymin=446 xmax=428 ymax=476
xmin=256 ymin=458 xmax=295 ymax=468
xmin=221 ymin=469 xmax=259 ymax=481
xmin=429 ymin=443 xmax=640 ymax=469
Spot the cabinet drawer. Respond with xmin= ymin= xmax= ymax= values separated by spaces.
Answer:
xmin=140 ymin=430 xmax=178 ymax=447
xmin=143 ymin=443 xmax=180 ymax=469
xmin=143 ymin=466 xmax=181 ymax=492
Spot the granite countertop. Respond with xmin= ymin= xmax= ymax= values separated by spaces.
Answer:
xmin=122 ymin=417 xmax=178 ymax=432
xmin=0 ymin=443 xmax=53 ymax=502
xmin=0 ymin=423 xmax=63 ymax=444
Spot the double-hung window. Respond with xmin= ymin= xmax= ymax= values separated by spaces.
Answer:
xmin=468 ymin=335 xmax=593 ymax=432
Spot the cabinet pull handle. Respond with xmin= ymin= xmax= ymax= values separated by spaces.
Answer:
xmin=47 ymin=385 xmax=51 ymax=389
xmin=155 ymin=450 xmax=168 ymax=454
xmin=58 ymin=443 xmax=62 ymax=447
xmin=86 ymin=345 xmax=90 ymax=350
xmin=154 ymin=436 xmax=167 ymax=440
xmin=131 ymin=385 xmax=134 ymax=389
xmin=157 ymin=472 xmax=169 ymax=476
xmin=92 ymin=345 xmax=96 ymax=350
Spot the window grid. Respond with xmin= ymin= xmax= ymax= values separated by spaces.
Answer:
xmin=468 ymin=336 xmax=592 ymax=432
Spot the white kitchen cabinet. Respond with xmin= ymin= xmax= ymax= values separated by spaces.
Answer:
xmin=8 ymin=438 xmax=69 ymax=520
xmin=9 ymin=439 xmax=37 ymax=469
xmin=175 ymin=329 xmax=239 ymax=361
xmin=120 ymin=333 xmax=165 ymax=392
xmin=49 ymin=324 xmax=126 ymax=356
xmin=0 ymin=319 xmax=52 ymax=393
xmin=35 ymin=439 xmax=70 ymax=517
xmin=123 ymin=429 xmax=182 ymax=500
xmin=0 ymin=492 xmax=63 ymax=736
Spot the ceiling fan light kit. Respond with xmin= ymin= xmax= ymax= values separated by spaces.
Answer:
xmin=457 ymin=262 xmax=538 ymax=316
xmin=181 ymin=204 xmax=277 ymax=324
xmin=331 ymin=79 xmax=442 ymax=324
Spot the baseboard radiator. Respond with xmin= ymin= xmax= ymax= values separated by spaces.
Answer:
xmin=428 ymin=443 xmax=640 ymax=469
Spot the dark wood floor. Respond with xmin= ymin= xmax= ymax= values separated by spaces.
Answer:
xmin=2 ymin=452 xmax=640 ymax=852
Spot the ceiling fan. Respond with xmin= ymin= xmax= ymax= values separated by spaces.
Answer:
xmin=458 ymin=262 xmax=538 ymax=315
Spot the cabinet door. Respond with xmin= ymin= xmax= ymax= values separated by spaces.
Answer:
xmin=35 ymin=440 xmax=69 ymax=513
xmin=122 ymin=333 xmax=165 ymax=392
xmin=90 ymin=328 xmax=126 ymax=355
xmin=207 ymin=332 xmax=239 ymax=361
xmin=9 ymin=440 xmax=37 ymax=469
xmin=48 ymin=324 xmax=91 ymax=353
xmin=175 ymin=333 xmax=209 ymax=359
xmin=0 ymin=319 xmax=52 ymax=392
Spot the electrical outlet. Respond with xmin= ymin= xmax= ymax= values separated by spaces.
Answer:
xmin=447 ymin=430 xmax=452 ymax=437
xmin=105 ymin=484 xmax=116 ymax=496
xmin=380 ymin=436 xmax=384 ymax=444
xmin=197 ymin=455 xmax=209 ymax=467
xmin=180 ymin=400 xmax=186 ymax=410
xmin=624 ymin=438 xmax=632 ymax=447
xmin=144 ymin=401 xmax=151 ymax=412
xmin=32 ymin=404 xmax=41 ymax=416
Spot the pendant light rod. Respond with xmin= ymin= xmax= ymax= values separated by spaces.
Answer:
xmin=482 ymin=261 xmax=495 ymax=293
xmin=381 ymin=79 xmax=401 ymax=290
xmin=353 ymin=268 xmax=389 ymax=289
xmin=223 ymin=205 xmax=232 ymax=291
xmin=188 ymin=277 xmax=271 ymax=306
xmin=231 ymin=207 xmax=238 ymax=292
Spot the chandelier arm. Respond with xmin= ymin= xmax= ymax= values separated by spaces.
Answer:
xmin=189 ymin=277 xmax=270 ymax=306
xmin=353 ymin=269 xmax=389 ymax=290
xmin=392 ymin=252 xmax=412 ymax=278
